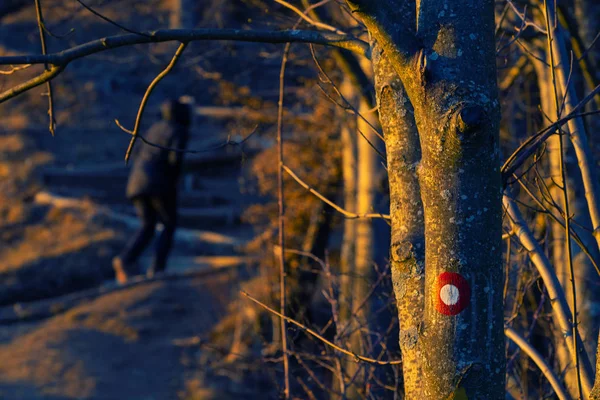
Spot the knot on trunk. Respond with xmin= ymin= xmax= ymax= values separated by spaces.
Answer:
xmin=456 ymin=104 xmax=486 ymax=138
xmin=400 ymin=326 xmax=419 ymax=349
xmin=393 ymin=240 xmax=414 ymax=262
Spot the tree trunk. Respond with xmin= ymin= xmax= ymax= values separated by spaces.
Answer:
xmin=339 ymin=78 xmax=358 ymax=336
xmin=347 ymin=1 xmax=505 ymax=397
xmin=372 ymin=44 xmax=424 ymax=399
xmin=337 ymin=76 xmax=362 ymax=398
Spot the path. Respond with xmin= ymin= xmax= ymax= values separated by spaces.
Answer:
xmin=0 ymin=271 xmax=246 ymax=399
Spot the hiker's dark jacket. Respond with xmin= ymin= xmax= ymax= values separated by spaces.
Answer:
xmin=126 ymin=120 xmax=189 ymax=199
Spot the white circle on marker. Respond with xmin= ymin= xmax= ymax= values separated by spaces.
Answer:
xmin=440 ymin=284 xmax=460 ymax=305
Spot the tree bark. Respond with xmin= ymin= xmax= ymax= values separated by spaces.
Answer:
xmin=372 ymin=44 xmax=424 ymax=398
xmin=347 ymin=0 xmax=505 ymax=397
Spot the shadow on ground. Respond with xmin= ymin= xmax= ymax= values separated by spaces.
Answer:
xmin=0 ymin=274 xmax=241 ymax=399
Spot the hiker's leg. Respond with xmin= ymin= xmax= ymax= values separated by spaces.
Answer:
xmin=119 ymin=196 xmax=157 ymax=271
xmin=149 ymin=194 xmax=177 ymax=274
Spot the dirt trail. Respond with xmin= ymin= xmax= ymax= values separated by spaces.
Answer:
xmin=0 ymin=272 xmax=241 ymax=400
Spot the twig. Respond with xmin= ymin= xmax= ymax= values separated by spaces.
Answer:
xmin=124 ymin=42 xmax=188 ymax=163
xmin=276 ymin=39 xmax=291 ymax=400
xmin=577 ymin=29 xmax=600 ymax=62
xmin=293 ymin=353 xmax=340 ymax=397
xmin=513 ymin=174 xmax=600 ymax=277
xmin=501 ymin=83 xmax=600 ymax=182
xmin=0 ymin=64 xmax=32 ymax=75
xmin=116 ymin=120 xmax=258 ymax=154
xmin=34 ymin=0 xmax=56 ymax=135
xmin=240 ymin=291 xmax=402 ymax=365
xmin=0 ymin=65 xmax=64 ymax=103
xmin=75 ymin=0 xmax=151 ymax=37
xmin=274 ymin=0 xmax=343 ymax=34
xmin=283 ymin=164 xmax=390 ymax=220
xmin=336 ymin=267 xmax=388 ymax=339
xmin=309 ymin=45 xmax=384 ymax=143
xmin=505 ymin=0 xmax=547 ymax=33
xmin=279 ymin=248 xmax=326 ymax=269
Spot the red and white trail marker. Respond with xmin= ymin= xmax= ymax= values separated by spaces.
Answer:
xmin=435 ymin=272 xmax=471 ymax=316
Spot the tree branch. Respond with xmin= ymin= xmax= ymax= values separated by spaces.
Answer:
xmin=501 ymin=83 xmax=600 ymax=183
xmin=503 ymin=193 xmax=595 ymax=390
xmin=505 ymin=326 xmax=570 ymax=400
xmin=34 ymin=0 xmax=56 ymax=135
xmin=0 ymin=28 xmax=370 ymax=66
xmin=0 ymin=65 xmax=64 ymax=103
xmin=274 ymin=0 xmax=343 ymax=34
xmin=240 ymin=290 xmax=402 ymax=365
xmin=282 ymin=165 xmax=390 ymax=220
xmin=124 ymin=42 xmax=188 ymax=163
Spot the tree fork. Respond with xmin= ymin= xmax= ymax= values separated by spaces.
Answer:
xmin=349 ymin=0 xmax=505 ymax=397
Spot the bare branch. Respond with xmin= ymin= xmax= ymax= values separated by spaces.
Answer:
xmin=0 ymin=64 xmax=32 ymax=75
xmin=116 ymin=120 xmax=258 ymax=154
xmin=503 ymin=193 xmax=594 ymax=390
xmin=505 ymin=0 xmax=547 ymax=34
xmin=34 ymin=0 xmax=56 ymax=135
xmin=310 ymin=45 xmax=384 ymax=143
xmin=501 ymin=83 xmax=600 ymax=182
xmin=283 ymin=165 xmax=390 ymax=220
xmin=0 ymin=65 xmax=64 ymax=103
xmin=124 ymin=42 xmax=188 ymax=163
xmin=75 ymin=0 xmax=151 ymax=37
xmin=240 ymin=290 xmax=402 ymax=365
xmin=274 ymin=0 xmax=343 ymax=34
xmin=505 ymin=326 xmax=570 ymax=400
xmin=276 ymin=39 xmax=292 ymax=400
xmin=0 ymin=29 xmax=370 ymax=66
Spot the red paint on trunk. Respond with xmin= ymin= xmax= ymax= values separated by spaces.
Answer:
xmin=435 ymin=272 xmax=470 ymax=316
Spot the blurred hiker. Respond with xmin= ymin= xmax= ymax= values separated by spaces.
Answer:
xmin=113 ymin=97 xmax=192 ymax=283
